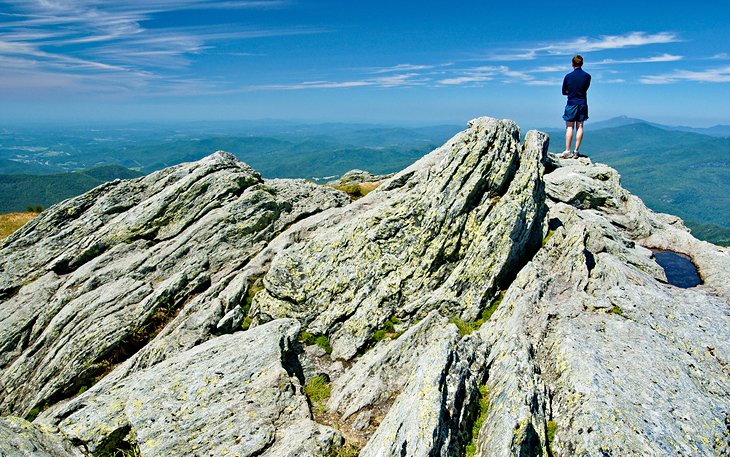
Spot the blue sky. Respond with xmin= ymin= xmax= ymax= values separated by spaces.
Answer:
xmin=1 ymin=0 xmax=729 ymax=127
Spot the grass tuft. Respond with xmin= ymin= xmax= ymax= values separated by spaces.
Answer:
xmin=304 ymin=374 xmax=331 ymax=415
xmin=542 ymin=229 xmax=556 ymax=247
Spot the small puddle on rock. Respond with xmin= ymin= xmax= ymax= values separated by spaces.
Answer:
xmin=652 ymin=250 xmax=701 ymax=288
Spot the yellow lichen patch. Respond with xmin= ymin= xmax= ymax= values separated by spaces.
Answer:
xmin=0 ymin=212 xmax=39 ymax=239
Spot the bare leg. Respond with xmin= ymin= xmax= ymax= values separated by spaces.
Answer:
xmin=565 ymin=121 xmax=575 ymax=152
xmin=574 ymin=121 xmax=584 ymax=154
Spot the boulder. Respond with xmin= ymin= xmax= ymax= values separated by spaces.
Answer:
xmin=41 ymin=319 xmax=340 ymax=456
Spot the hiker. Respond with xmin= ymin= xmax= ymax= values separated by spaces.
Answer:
xmin=561 ymin=55 xmax=591 ymax=158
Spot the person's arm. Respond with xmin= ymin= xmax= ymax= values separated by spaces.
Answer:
xmin=562 ymin=76 xmax=568 ymax=95
xmin=586 ymin=74 xmax=591 ymax=91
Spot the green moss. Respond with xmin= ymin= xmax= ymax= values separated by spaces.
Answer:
xmin=451 ymin=291 xmax=506 ymax=337
xmin=542 ymin=229 xmax=556 ymax=247
xmin=546 ymin=420 xmax=557 ymax=455
xmin=241 ymin=316 xmax=253 ymax=331
xmin=373 ymin=329 xmax=387 ymax=342
xmin=300 ymin=331 xmax=316 ymax=345
xmin=300 ymin=332 xmax=332 ymax=354
xmin=608 ymin=305 xmax=623 ymax=316
xmin=327 ymin=443 xmax=360 ymax=457
xmin=370 ymin=315 xmax=404 ymax=344
xmin=315 ymin=335 xmax=333 ymax=354
xmin=465 ymin=384 xmax=490 ymax=456
xmin=24 ymin=407 xmax=41 ymax=422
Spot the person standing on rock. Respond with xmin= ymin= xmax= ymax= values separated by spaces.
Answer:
xmin=561 ymin=55 xmax=591 ymax=158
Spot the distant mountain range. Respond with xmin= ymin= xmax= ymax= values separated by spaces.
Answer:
xmin=0 ymin=165 xmax=143 ymax=213
xmin=587 ymin=116 xmax=730 ymax=137
xmin=0 ymin=117 xmax=728 ymax=244
xmin=544 ymin=118 xmax=730 ymax=244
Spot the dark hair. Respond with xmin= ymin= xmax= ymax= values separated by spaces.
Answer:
xmin=572 ymin=55 xmax=584 ymax=67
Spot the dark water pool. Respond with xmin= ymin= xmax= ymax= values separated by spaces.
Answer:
xmin=652 ymin=250 xmax=701 ymax=288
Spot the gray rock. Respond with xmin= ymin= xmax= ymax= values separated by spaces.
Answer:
xmin=359 ymin=326 xmax=485 ymax=457
xmin=253 ymin=118 xmax=548 ymax=360
xmin=41 ymin=319 xmax=340 ymax=456
xmin=327 ymin=311 xmax=454 ymax=422
xmin=0 ymin=152 xmax=348 ymax=417
xmin=467 ymin=157 xmax=730 ymax=456
xmin=1 ymin=119 xmax=728 ymax=457
xmin=329 ymin=169 xmax=393 ymax=186
xmin=0 ymin=416 xmax=83 ymax=457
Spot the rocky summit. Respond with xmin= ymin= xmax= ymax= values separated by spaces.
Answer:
xmin=0 ymin=117 xmax=728 ymax=457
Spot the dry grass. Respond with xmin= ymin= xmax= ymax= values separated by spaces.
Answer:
xmin=332 ymin=181 xmax=382 ymax=200
xmin=0 ymin=212 xmax=38 ymax=239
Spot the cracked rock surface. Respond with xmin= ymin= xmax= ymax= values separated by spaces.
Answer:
xmin=0 ymin=152 xmax=348 ymax=418
xmin=0 ymin=118 xmax=728 ymax=456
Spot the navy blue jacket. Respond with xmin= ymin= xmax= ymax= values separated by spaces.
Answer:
xmin=562 ymin=68 xmax=591 ymax=106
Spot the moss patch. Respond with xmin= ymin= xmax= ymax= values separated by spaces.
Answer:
xmin=465 ymin=384 xmax=490 ymax=456
xmin=301 ymin=332 xmax=333 ymax=354
xmin=451 ymin=291 xmax=505 ymax=337
xmin=327 ymin=443 xmax=360 ymax=457
xmin=608 ymin=305 xmax=623 ymax=316
xmin=24 ymin=406 xmax=43 ymax=422
xmin=371 ymin=315 xmax=404 ymax=343
xmin=546 ymin=420 xmax=557 ymax=456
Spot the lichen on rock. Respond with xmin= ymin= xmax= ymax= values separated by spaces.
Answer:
xmin=1 ymin=118 xmax=728 ymax=456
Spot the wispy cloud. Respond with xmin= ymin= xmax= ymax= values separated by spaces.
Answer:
xmin=485 ymin=32 xmax=681 ymax=61
xmin=370 ymin=64 xmax=436 ymax=74
xmin=591 ymin=53 xmax=683 ymax=65
xmin=0 ymin=0 xmax=315 ymax=95
xmin=525 ymin=80 xmax=560 ymax=86
xmin=640 ymin=66 xmax=730 ymax=84
xmin=251 ymin=73 xmax=427 ymax=91
xmin=437 ymin=65 xmax=538 ymax=86
xmin=437 ymin=66 xmax=503 ymax=85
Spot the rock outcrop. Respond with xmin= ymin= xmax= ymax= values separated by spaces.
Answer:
xmin=0 ymin=118 xmax=728 ymax=456
xmin=0 ymin=152 xmax=348 ymax=418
